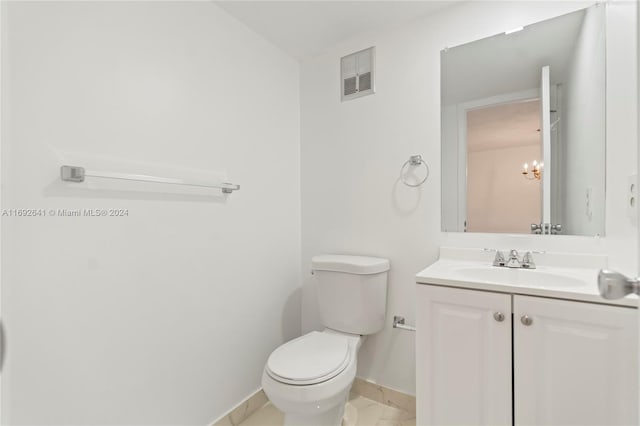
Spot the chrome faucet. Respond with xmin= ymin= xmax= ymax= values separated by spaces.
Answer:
xmin=492 ymin=249 xmax=537 ymax=269
xmin=521 ymin=251 xmax=536 ymax=269
xmin=506 ymin=249 xmax=521 ymax=268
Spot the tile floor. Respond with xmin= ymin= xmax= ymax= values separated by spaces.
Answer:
xmin=238 ymin=393 xmax=416 ymax=426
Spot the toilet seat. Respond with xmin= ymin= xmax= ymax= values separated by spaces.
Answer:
xmin=266 ymin=331 xmax=351 ymax=385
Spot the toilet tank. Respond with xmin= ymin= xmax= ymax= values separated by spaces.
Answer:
xmin=312 ymin=255 xmax=390 ymax=335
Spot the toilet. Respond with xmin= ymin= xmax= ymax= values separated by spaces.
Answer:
xmin=262 ymin=254 xmax=390 ymax=426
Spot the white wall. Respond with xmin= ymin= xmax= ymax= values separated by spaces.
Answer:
xmin=301 ymin=1 xmax=637 ymax=395
xmin=561 ymin=4 xmax=606 ymax=236
xmin=1 ymin=2 xmax=300 ymax=424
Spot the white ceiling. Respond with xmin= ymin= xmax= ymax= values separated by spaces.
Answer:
xmin=468 ymin=100 xmax=541 ymax=152
xmin=215 ymin=1 xmax=455 ymax=60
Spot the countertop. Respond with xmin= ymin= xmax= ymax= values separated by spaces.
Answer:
xmin=416 ymin=248 xmax=638 ymax=308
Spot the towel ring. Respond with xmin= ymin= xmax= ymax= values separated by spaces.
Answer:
xmin=400 ymin=155 xmax=429 ymax=187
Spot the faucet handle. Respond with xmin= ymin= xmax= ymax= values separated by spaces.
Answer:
xmin=493 ymin=251 xmax=506 ymax=267
xmin=522 ymin=251 xmax=536 ymax=269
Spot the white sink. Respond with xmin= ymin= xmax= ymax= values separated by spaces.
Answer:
xmin=415 ymin=247 xmax=637 ymax=307
xmin=453 ymin=266 xmax=587 ymax=288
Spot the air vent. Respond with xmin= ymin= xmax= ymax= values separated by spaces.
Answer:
xmin=344 ymin=76 xmax=357 ymax=96
xmin=341 ymin=47 xmax=375 ymax=101
xmin=359 ymin=72 xmax=371 ymax=91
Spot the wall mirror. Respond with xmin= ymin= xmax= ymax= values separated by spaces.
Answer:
xmin=441 ymin=5 xmax=605 ymax=236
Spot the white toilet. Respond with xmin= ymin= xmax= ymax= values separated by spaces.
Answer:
xmin=262 ymin=254 xmax=389 ymax=426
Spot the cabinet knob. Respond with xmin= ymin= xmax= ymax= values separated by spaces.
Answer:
xmin=493 ymin=312 xmax=505 ymax=322
xmin=521 ymin=315 xmax=533 ymax=326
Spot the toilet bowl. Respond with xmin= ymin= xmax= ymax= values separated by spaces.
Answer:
xmin=262 ymin=330 xmax=363 ymax=426
xmin=262 ymin=254 xmax=389 ymax=426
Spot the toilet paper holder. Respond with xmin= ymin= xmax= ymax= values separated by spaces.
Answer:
xmin=393 ymin=315 xmax=416 ymax=332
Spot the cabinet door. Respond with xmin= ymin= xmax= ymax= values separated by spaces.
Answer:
xmin=514 ymin=295 xmax=638 ymax=425
xmin=416 ymin=285 xmax=512 ymax=426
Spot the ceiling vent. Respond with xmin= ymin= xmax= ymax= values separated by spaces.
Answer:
xmin=341 ymin=47 xmax=375 ymax=101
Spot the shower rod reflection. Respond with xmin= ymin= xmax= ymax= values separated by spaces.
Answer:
xmin=60 ymin=165 xmax=240 ymax=194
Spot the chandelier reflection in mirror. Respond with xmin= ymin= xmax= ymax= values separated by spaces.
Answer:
xmin=522 ymin=160 xmax=543 ymax=180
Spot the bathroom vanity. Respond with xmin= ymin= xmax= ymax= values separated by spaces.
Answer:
xmin=415 ymin=248 xmax=638 ymax=426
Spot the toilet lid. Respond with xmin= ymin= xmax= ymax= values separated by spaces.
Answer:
xmin=266 ymin=331 xmax=350 ymax=385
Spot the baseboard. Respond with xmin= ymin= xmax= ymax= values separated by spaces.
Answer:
xmin=351 ymin=377 xmax=416 ymax=415
xmin=212 ymin=388 xmax=268 ymax=426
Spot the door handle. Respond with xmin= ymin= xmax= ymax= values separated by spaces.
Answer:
xmin=598 ymin=270 xmax=640 ymax=300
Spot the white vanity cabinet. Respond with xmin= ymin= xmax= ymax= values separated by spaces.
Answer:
xmin=416 ymin=284 xmax=638 ymax=426
xmin=416 ymin=285 xmax=512 ymax=425
xmin=514 ymin=295 xmax=637 ymax=425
